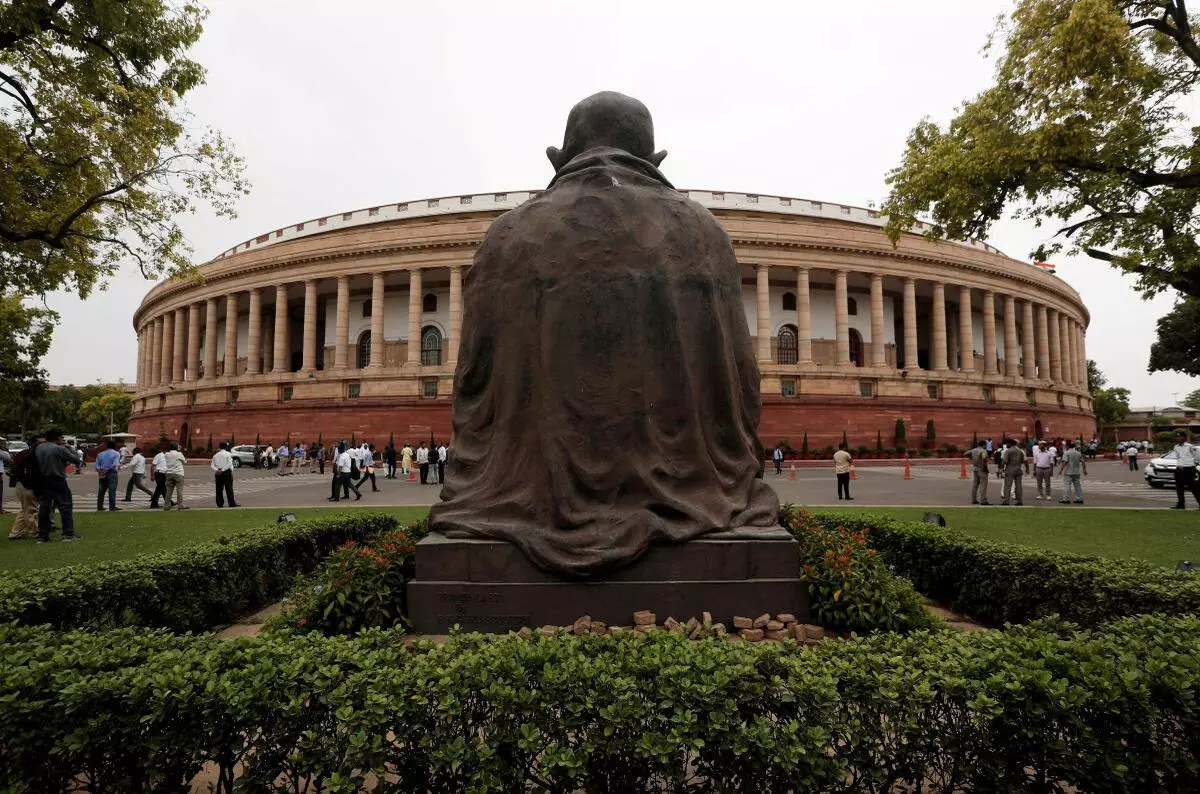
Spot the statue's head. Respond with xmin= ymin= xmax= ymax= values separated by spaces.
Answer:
xmin=547 ymin=91 xmax=667 ymax=171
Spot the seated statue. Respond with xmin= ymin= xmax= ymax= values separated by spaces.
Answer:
xmin=429 ymin=91 xmax=780 ymax=578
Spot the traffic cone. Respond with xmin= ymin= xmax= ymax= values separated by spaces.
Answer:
xmin=849 ymin=466 xmax=857 ymax=480
xmin=904 ymin=457 xmax=912 ymax=480
xmin=408 ymin=468 xmax=417 ymax=482
xmin=959 ymin=458 xmax=968 ymax=480
xmin=788 ymin=463 xmax=796 ymax=481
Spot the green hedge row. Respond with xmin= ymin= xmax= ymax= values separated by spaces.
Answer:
xmin=816 ymin=513 xmax=1200 ymax=627
xmin=1 ymin=615 xmax=1197 ymax=792
xmin=0 ymin=513 xmax=398 ymax=632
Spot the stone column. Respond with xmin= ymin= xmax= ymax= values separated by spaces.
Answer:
xmin=370 ymin=272 xmax=385 ymax=368
xmin=1060 ymin=314 xmax=1073 ymax=385
xmin=1077 ymin=323 xmax=1088 ymax=385
xmin=203 ymin=298 xmax=218 ymax=380
xmin=1004 ymin=296 xmax=1020 ymax=377
xmin=931 ymin=281 xmax=948 ymax=371
xmin=834 ymin=270 xmax=850 ymax=365
xmin=796 ymin=268 xmax=813 ymax=364
xmin=1022 ymin=300 xmax=1036 ymax=379
xmin=172 ymin=308 xmax=186 ymax=383
xmin=948 ymin=309 xmax=959 ymax=370
xmin=982 ymin=291 xmax=998 ymax=375
xmin=246 ymin=288 xmax=262 ymax=375
xmin=407 ymin=268 xmax=422 ymax=365
xmin=152 ymin=317 xmax=164 ymax=386
xmin=224 ymin=294 xmax=238 ymax=377
xmin=186 ymin=303 xmax=201 ymax=381
xmin=958 ymin=286 xmax=974 ymax=373
xmin=448 ymin=264 xmax=464 ymax=365
xmin=302 ymin=279 xmax=318 ymax=372
xmin=1048 ymin=308 xmax=1062 ymax=383
xmin=869 ymin=273 xmax=886 ymax=367
xmin=272 ymin=284 xmax=289 ymax=374
xmin=135 ymin=329 xmax=143 ymax=388
xmin=262 ymin=321 xmax=274 ymax=374
xmin=903 ymin=277 xmax=919 ymax=370
xmin=334 ymin=275 xmax=350 ymax=369
xmin=1036 ymin=305 xmax=1050 ymax=379
xmin=756 ymin=264 xmax=771 ymax=364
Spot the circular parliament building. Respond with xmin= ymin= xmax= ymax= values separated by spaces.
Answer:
xmin=130 ymin=190 xmax=1094 ymax=450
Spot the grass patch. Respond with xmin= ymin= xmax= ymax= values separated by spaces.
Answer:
xmin=815 ymin=507 xmax=1199 ymax=568
xmin=0 ymin=507 xmax=430 ymax=572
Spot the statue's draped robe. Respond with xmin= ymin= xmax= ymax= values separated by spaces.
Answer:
xmin=430 ymin=147 xmax=780 ymax=578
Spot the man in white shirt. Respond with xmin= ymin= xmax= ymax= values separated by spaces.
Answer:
xmin=211 ymin=441 xmax=239 ymax=508
xmin=1170 ymin=431 xmax=1200 ymax=510
xmin=327 ymin=442 xmax=361 ymax=502
xmin=149 ymin=446 xmax=169 ymax=508
xmin=437 ymin=443 xmax=448 ymax=485
xmin=121 ymin=447 xmax=154 ymax=503
xmin=1125 ymin=442 xmax=1140 ymax=472
xmin=263 ymin=444 xmax=274 ymax=470
xmin=1031 ymin=441 xmax=1055 ymax=501
xmin=416 ymin=442 xmax=430 ymax=484
xmin=161 ymin=443 xmax=188 ymax=510
xmin=356 ymin=444 xmax=380 ymax=492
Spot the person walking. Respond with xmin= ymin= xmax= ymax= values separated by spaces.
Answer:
xmin=211 ymin=441 xmax=240 ymax=508
xmin=316 ymin=444 xmax=327 ymax=475
xmin=35 ymin=429 xmax=82 ymax=543
xmin=356 ymin=444 xmax=380 ymax=492
xmin=7 ymin=435 xmax=42 ymax=539
xmin=833 ymin=442 xmax=853 ymax=501
xmin=161 ymin=443 xmax=188 ymax=510
xmin=1058 ymin=440 xmax=1087 ymax=504
xmin=94 ymin=441 xmax=122 ymax=511
xmin=966 ymin=439 xmax=991 ymax=505
xmin=328 ymin=442 xmax=361 ymax=502
xmin=1169 ymin=431 xmax=1200 ymax=510
xmin=385 ymin=444 xmax=397 ymax=479
xmin=1125 ymin=442 xmax=1139 ymax=472
xmin=122 ymin=447 xmax=154 ymax=503
xmin=1000 ymin=439 xmax=1026 ymax=506
xmin=437 ymin=441 xmax=448 ymax=484
xmin=292 ymin=442 xmax=306 ymax=475
xmin=417 ymin=442 xmax=430 ymax=484
xmin=1031 ymin=440 xmax=1055 ymax=501
xmin=149 ymin=446 xmax=168 ymax=508
xmin=428 ymin=443 xmax=441 ymax=484
xmin=401 ymin=442 xmax=414 ymax=478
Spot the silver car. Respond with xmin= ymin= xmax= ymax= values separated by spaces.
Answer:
xmin=1145 ymin=450 xmax=1180 ymax=488
xmin=229 ymin=444 xmax=266 ymax=468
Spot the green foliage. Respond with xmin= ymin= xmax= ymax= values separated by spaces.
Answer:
xmin=840 ymin=429 xmax=848 ymax=448
xmin=972 ymin=430 xmax=978 ymax=447
xmin=924 ymin=418 xmax=936 ymax=442
xmin=254 ymin=432 xmax=261 ymax=446
xmin=801 ymin=431 xmax=809 ymax=454
xmin=1093 ymin=386 xmax=1132 ymax=428
xmin=1149 ymin=296 xmax=1200 ymax=376
xmin=205 ymin=434 xmax=213 ymax=454
xmin=781 ymin=506 xmax=935 ymax=634
xmin=894 ymin=418 xmax=905 ymax=441
xmin=76 ymin=385 xmax=132 ymax=434
xmin=1183 ymin=388 xmax=1200 ymax=409
xmin=818 ymin=513 xmax=1200 ymax=627
xmin=0 ymin=296 xmax=54 ymax=418
xmin=0 ymin=513 xmax=398 ymax=631
xmin=272 ymin=519 xmax=430 ymax=635
xmin=1087 ymin=358 xmax=1106 ymax=392
xmin=350 ymin=432 xmax=357 ymax=446
xmin=883 ymin=0 xmax=1200 ymax=299
xmin=229 ymin=431 xmax=235 ymax=446
xmin=1 ymin=615 xmax=1199 ymax=791
xmin=388 ymin=430 xmax=394 ymax=449
xmin=875 ymin=430 xmax=883 ymax=453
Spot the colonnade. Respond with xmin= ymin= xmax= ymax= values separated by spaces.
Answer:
xmin=752 ymin=264 xmax=1088 ymax=389
xmin=134 ymin=265 xmax=465 ymax=389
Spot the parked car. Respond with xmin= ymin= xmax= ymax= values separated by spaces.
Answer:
xmin=1145 ymin=450 xmax=1180 ymax=488
xmin=5 ymin=440 xmax=28 ymax=454
xmin=229 ymin=444 xmax=267 ymax=468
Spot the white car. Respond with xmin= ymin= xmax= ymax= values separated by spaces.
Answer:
xmin=229 ymin=444 xmax=266 ymax=468
xmin=5 ymin=440 xmax=28 ymax=454
xmin=1145 ymin=450 xmax=1179 ymax=488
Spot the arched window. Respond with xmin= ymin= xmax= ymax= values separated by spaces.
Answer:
xmin=356 ymin=330 xmax=371 ymax=369
xmin=849 ymin=328 xmax=864 ymax=367
xmin=361 ymin=299 xmax=372 ymax=319
xmin=421 ymin=325 xmax=443 ymax=366
xmin=423 ymin=293 xmax=438 ymax=313
xmin=777 ymin=324 xmax=798 ymax=365
xmin=847 ymin=297 xmax=858 ymax=316
xmin=782 ymin=292 xmax=797 ymax=312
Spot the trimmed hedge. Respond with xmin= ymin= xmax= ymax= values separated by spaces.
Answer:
xmin=1 ymin=615 xmax=1198 ymax=791
xmin=0 ymin=512 xmax=397 ymax=632
xmin=816 ymin=512 xmax=1200 ymax=627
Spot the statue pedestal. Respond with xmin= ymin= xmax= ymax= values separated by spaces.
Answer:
xmin=407 ymin=529 xmax=807 ymax=634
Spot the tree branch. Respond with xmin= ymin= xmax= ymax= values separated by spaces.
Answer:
xmin=0 ymin=69 xmax=42 ymax=125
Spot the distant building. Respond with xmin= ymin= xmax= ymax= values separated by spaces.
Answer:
xmin=1103 ymin=405 xmax=1200 ymax=442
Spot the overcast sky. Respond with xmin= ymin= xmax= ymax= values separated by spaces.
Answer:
xmin=40 ymin=0 xmax=1198 ymax=407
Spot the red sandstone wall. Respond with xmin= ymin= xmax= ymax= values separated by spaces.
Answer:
xmin=129 ymin=397 xmax=1094 ymax=451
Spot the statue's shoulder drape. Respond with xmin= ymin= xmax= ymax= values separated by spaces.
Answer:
xmin=429 ymin=148 xmax=779 ymax=578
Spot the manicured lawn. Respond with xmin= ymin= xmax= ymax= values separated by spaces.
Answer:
xmin=815 ymin=507 xmax=1200 ymax=568
xmin=0 ymin=507 xmax=430 ymax=572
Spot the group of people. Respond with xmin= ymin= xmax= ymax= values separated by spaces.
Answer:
xmin=967 ymin=437 xmax=1089 ymax=506
xmin=324 ymin=440 xmax=449 ymax=502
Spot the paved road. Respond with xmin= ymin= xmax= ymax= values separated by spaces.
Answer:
xmin=2 ymin=459 xmax=1187 ymax=513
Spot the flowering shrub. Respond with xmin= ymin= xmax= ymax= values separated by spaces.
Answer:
xmin=272 ymin=518 xmax=429 ymax=635
xmin=780 ymin=505 xmax=936 ymax=634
